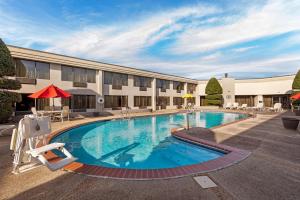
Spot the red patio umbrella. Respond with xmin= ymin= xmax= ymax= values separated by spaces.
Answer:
xmin=290 ymin=93 xmax=300 ymax=100
xmin=28 ymin=84 xmax=71 ymax=109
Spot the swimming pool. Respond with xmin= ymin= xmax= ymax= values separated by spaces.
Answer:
xmin=51 ymin=112 xmax=247 ymax=170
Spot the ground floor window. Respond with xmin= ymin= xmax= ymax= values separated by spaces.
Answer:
xmin=15 ymin=94 xmax=50 ymax=112
xmin=187 ymin=97 xmax=195 ymax=104
xmin=72 ymin=95 xmax=96 ymax=110
xmin=263 ymin=95 xmax=290 ymax=109
xmin=134 ymin=96 xmax=151 ymax=108
xmin=104 ymin=95 xmax=128 ymax=109
xmin=200 ymin=96 xmax=206 ymax=106
xmin=235 ymin=95 xmax=255 ymax=107
xmin=156 ymin=96 xmax=170 ymax=109
xmin=173 ymin=97 xmax=184 ymax=106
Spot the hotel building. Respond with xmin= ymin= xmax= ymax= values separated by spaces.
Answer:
xmin=7 ymin=45 xmax=295 ymax=115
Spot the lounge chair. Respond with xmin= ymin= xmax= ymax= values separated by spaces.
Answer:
xmin=53 ymin=106 xmax=70 ymax=122
xmin=224 ymin=103 xmax=232 ymax=109
xmin=31 ymin=107 xmax=38 ymax=116
xmin=252 ymin=103 xmax=264 ymax=111
xmin=238 ymin=104 xmax=248 ymax=110
xmin=268 ymin=103 xmax=282 ymax=112
xmin=12 ymin=115 xmax=76 ymax=173
xmin=232 ymin=102 xmax=239 ymax=109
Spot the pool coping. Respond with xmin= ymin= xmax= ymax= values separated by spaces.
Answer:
xmin=45 ymin=111 xmax=252 ymax=180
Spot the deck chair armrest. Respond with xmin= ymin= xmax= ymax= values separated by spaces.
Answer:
xmin=26 ymin=142 xmax=65 ymax=157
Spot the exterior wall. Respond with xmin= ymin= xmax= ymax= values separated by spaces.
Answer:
xmin=220 ymin=77 xmax=235 ymax=107
xmin=8 ymin=45 xmax=296 ymax=111
xmin=197 ymin=75 xmax=294 ymax=107
xmin=9 ymin=45 xmax=197 ymax=113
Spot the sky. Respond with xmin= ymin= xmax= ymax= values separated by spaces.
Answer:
xmin=0 ymin=0 xmax=299 ymax=79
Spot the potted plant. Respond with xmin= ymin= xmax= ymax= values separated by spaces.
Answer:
xmin=281 ymin=117 xmax=299 ymax=130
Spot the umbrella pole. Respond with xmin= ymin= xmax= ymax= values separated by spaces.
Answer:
xmin=52 ymin=98 xmax=54 ymax=111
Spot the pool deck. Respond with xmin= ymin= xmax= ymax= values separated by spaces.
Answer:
xmin=0 ymin=110 xmax=300 ymax=200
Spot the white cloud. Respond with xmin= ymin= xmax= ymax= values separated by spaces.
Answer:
xmin=170 ymin=0 xmax=300 ymax=54
xmin=232 ymin=46 xmax=258 ymax=52
xmin=46 ymin=5 xmax=218 ymax=61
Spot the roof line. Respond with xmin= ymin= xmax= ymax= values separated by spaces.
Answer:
xmin=7 ymin=44 xmax=199 ymax=81
xmin=7 ymin=44 xmax=297 ymax=81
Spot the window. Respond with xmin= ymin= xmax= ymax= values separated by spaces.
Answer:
xmin=173 ymin=97 xmax=184 ymax=106
xmin=62 ymin=66 xmax=96 ymax=83
xmin=156 ymin=79 xmax=170 ymax=90
xmin=87 ymin=69 xmax=96 ymax=83
xmin=36 ymin=62 xmax=50 ymax=79
xmin=73 ymin=67 xmax=87 ymax=83
xmin=104 ymin=95 xmax=128 ymax=109
xmin=72 ymin=95 xmax=96 ymax=110
xmin=104 ymin=71 xmax=128 ymax=88
xmin=173 ymin=81 xmax=184 ymax=92
xmin=156 ymin=97 xmax=170 ymax=106
xmin=134 ymin=96 xmax=151 ymax=108
xmin=187 ymin=83 xmax=197 ymax=93
xmin=61 ymin=66 xmax=73 ymax=81
xmin=187 ymin=97 xmax=195 ymax=104
xmin=15 ymin=59 xmax=49 ymax=79
xmin=134 ymin=76 xmax=152 ymax=88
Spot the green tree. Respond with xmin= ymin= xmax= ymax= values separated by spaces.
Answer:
xmin=0 ymin=38 xmax=21 ymax=123
xmin=292 ymin=70 xmax=300 ymax=90
xmin=205 ymin=77 xmax=223 ymax=106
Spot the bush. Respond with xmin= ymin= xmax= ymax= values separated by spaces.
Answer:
xmin=205 ymin=77 xmax=223 ymax=106
xmin=0 ymin=38 xmax=21 ymax=123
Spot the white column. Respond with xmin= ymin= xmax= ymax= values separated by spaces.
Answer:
xmin=195 ymin=84 xmax=200 ymax=107
xmin=96 ymin=70 xmax=104 ymax=112
xmin=152 ymin=78 xmax=156 ymax=111
xmin=184 ymin=82 xmax=188 ymax=107
xmin=128 ymin=75 xmax=134 ymax=109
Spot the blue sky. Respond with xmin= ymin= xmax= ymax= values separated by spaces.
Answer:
xmin=0 ymin=0 xmax=299 ymax=79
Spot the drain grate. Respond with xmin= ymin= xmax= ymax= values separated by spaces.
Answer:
xmin=193 ymin=176 xmax=217 ymax=189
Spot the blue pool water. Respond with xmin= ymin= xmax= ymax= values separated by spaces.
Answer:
xmin=52 ymin=112 xmax=247 ymax=169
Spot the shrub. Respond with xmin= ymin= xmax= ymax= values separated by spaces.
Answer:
xmin=0 ymin=38 xmax=21 ymax=123
xmin=205 ymin=78 xmax=223 ymax=106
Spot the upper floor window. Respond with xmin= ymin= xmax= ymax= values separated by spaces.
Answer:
xmin=15 ymin=59 xmax=50 ymax=80
xmin=134 ymin=76 xmax=152 ymax=88
xmin=61 ymin=65 xmax=96 ymax=83
xmin=173 ymin=81 xmax=184 ymax=92
xmin=156 ymin=79 xmax=170 ymax=91
xmin=104 ymin=71 xmax=128 ymax=87
xmin=73 ymin=67 xmax=87 ymax=83
xmin=187 ymin=83 xmax=197 ymax=93
xmin=87 ymin=69 xmax=96 ymax=83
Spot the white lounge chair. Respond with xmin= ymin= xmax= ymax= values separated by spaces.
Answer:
xmin=269 ymin=103 xmax=282 ymax=112
xmin=12 ymin=115 xmax=76 ymax=173
xmin=232 ymin=102 xmax=239 ymax=109
xmin=252 ymin=103 xmax=264 ymax=111
xmin=31 ymin=107 xmax=38 ymax=116
xmin=238 ymin=104 xmax=248 ymax=110
xmin=225 ymin=103 xmax=232 ymax=109
xmin=53 ymin=106 xmax=70 ymax=122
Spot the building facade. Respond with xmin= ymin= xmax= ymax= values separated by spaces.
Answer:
xmin=8 ymin=45 xmax=295 ymax=114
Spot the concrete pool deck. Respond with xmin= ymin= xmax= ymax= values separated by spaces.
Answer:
xmin=0 ymin=110 xmax=299 ymax=199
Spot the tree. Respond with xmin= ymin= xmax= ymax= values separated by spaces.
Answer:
xmin=0 ymin=38 xmax=21 ymax=123
xmin=292 ymin=70 xmax=300 ymax=90
xmin=205 ymin=77 xmax=223 ymax=106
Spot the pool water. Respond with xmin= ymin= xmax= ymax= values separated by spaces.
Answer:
xmin=51 ymin=112 xmax=247 ymax=169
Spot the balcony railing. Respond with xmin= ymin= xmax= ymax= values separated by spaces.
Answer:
xmin=16 ymin=77 xmax=36 ymax=85
xmin=73 ymin=82 xmax=87 ymax=88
